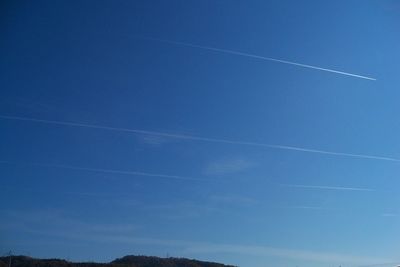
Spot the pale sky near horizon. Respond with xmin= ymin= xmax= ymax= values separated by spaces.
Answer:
xmin=1 ymin=1 xmax=400 ymax=267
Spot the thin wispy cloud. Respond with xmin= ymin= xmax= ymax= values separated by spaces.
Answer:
xmin=1 ymin=115 xmax=399 ymax=163
xmin=285 ymin=206 xmax=329 ymax=210
xmin=8 ymin=214 xmax=390 ymax=266
xmin=0 ymin=160 xmax=211 ymax=182
xmin=208 ymin=195 xmax=257 ymax=206
xmin=3 ymin=185 xmax=134 ymax=198
xmin=141 ymin=202 xmax=226 ymax=220
xmin=358 ymin=262 xmax=400 ymax=267
xmin=381 ymin=213 xmax=398 ymax=217
xmin=138 ymin=134 xmax=171 ymax=146
xmin=182 ymin=243 xmax=389 ymax=265
xmin=204 ymin=158 xmax=254 ymax=175
xmin=280 ymin=184 xmax=374 ymax=192
xmin=4 ymin=209 xmax=393 ymax=265
xmin=2 ymin=209 xmax=138 ymax=236
xmin=140 ymin=37 xmax=376 ymax=81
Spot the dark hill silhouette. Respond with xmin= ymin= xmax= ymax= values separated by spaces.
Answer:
xmin=0 ymin=255 xmax=236 ymax=267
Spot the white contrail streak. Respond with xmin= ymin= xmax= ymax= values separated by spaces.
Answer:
xmin=280 ymin=184 xmax=374 ymax=192
xmin=0 ymin=160 xmax=208 ymax=182
xmin=1 ymin=115 xmax=399 ymax=162
xmin=142 ymin=37 xmax=376 ymax=81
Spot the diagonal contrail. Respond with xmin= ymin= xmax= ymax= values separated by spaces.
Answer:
xmin=280 ymin=184 xmax=374 ymax=192
xmin=1 ymin=115 xmax=399 ymax=162
xmin=141 ymin=37 xmax=376 ymax=81
xmin=0 ymin=160 xmax=209 ymax=182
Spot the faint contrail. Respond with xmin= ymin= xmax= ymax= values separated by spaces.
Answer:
xmin=0 ymin=160 xmax=209 ymax=182
xmin=141 ymin=37 xmax=376 ymax=81
xmin=1 ymin=115 xmax=399 ymax=162
xmin=280 ymin=184 xmax=374 ymax=192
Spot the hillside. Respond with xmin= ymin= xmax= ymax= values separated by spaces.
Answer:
xmin=0 ymin=255 xmax=237 ymax=267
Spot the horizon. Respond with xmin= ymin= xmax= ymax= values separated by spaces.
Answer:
xmin=2 ymin=254 xmax=396 ymax=267
xmin=1 ymin=1 xmax=400 ymax=267
xmin=0 ymin=254 xmax=235 ymax=262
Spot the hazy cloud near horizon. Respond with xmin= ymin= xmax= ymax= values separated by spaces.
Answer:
xmin=1 ymin=209 xmax=392 ymax=266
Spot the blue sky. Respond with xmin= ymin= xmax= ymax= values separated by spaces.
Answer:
xmin=1 ymin=1 xmax=400 ymax=267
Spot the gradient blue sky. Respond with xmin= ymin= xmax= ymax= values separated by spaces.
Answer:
xmin=1 ymin=1 xmax=400 ymax=267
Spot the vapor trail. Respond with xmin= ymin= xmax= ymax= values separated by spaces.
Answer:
xmin=1 ymin=115 xmax=399 ymax=162
xmin=0 ymin=160 xmax=208 ymax=182
xmin=142 ymin=37 xmax=376 ymax=81
xmin=280 ymin=184 xmax=374 ymax=192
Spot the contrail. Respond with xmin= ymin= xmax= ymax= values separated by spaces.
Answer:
xmin=141 ymin=37 xmax=376 ymax=81
xmin=0 ymin=160 xmax=209 ymax=182
xmin=1 ymin=115 xmax=399 ymax=162
xmin=280 ymin=184 xmax=374 ymax=192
